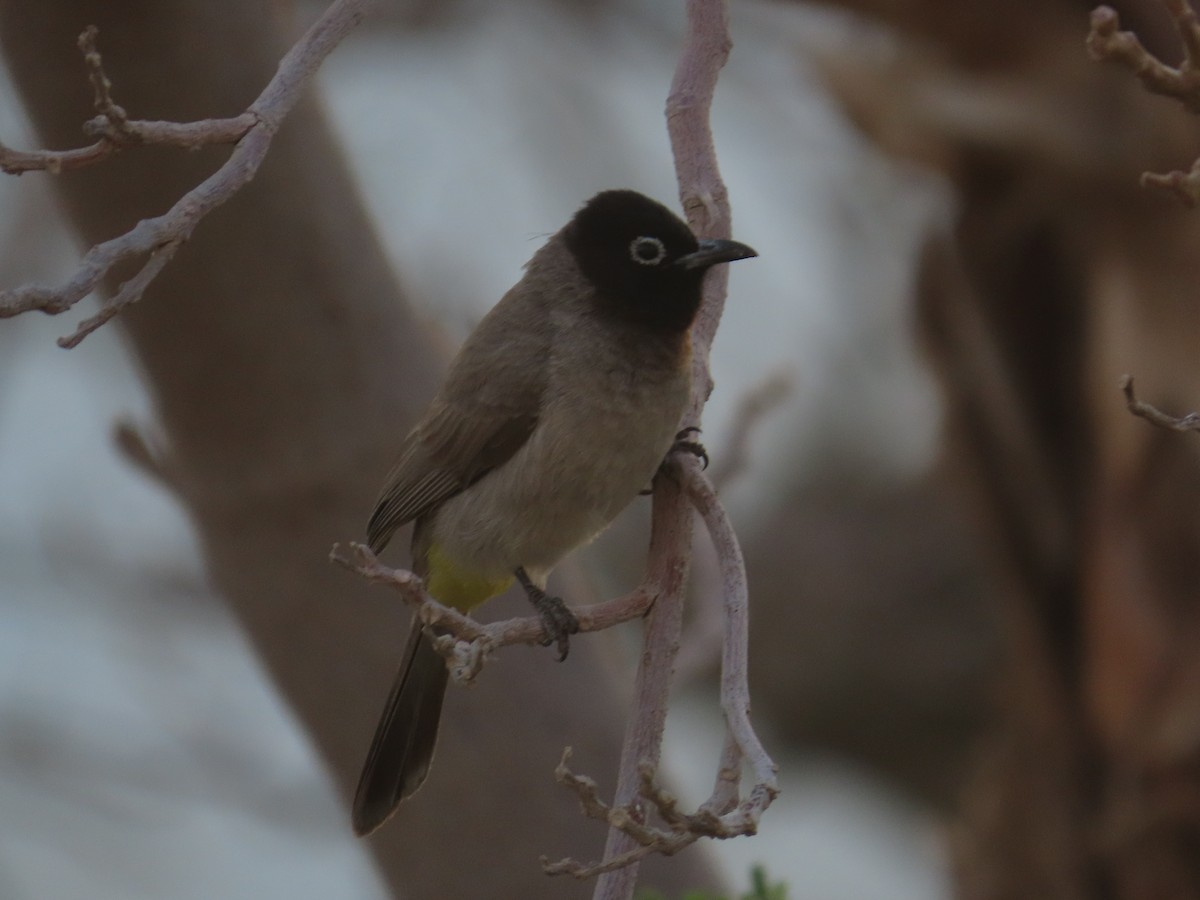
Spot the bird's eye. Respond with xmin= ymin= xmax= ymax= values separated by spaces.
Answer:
xmin=629 ymin=236 xmax=667 ymax=266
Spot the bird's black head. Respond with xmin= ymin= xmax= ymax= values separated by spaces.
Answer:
xmin=564 ymin=190 xmax=756 ymax=335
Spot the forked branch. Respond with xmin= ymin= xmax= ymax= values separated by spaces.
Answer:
xmin=0 ymin=0 xmax=376 ymax=346
xmin=333 ymin=453 xmax=778 ymax=891
xmin=1088 ymin=1 xmax=1200 ymax=205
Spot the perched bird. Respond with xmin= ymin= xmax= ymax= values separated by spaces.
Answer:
xmin=352 ymin=189 xmax=756 ymax=835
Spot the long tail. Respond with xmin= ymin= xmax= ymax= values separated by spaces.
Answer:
xmin=352 ymin=616 xmax=448 ymax=835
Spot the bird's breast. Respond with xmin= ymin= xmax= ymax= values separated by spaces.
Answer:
xmin=429 ymin=329 xmax=690 ymax=583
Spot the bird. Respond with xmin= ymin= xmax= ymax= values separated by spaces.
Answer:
xmin=352 ymin=189 xmax=756 ymax=835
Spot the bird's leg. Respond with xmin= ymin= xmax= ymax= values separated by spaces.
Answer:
xmin=515 ymin=566 xmax=579 ymax=661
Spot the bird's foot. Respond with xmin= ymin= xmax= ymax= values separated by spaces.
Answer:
xmin=670 ymin=426 xmax=708 ymax=470
xmin=642 ymin=428 xmax=710 ymax=495
xmin=515 ymin=567 xmax=579 ymax=661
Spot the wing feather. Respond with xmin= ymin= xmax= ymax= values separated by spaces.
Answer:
xmin=365 ymin=271 xmax=557 ymax=553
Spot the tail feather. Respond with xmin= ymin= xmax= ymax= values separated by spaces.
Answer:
xmin=352 ymin=618 xmax=448 ymax=835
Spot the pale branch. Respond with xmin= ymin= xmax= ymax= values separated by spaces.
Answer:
xmin=595 ymin=466 xmax=693 ymax=899
xmin=58 ymin=238 xmax=183 ymax=348
xmin=1087 ymin=4 xmax=1200 ymax=112
xmin=592 ymin=2 xmax=761 ymax=896
xmin=543 ymin=737 xmax=767 ymax=881
xmin=1088 ymin=2 xmax=1200 ymax=205
xmin=0 ymin=139 xmax=115 ymax=175
xmin=80 ymin=24 xmax=128 ymax=131
xmin=677 ymin=372 xmax=792 ymax=684
xmin=1141 ymin=157 xmax=1200 ymax=206
xmin=331 ymin=543 xmax=491 ymax=681
xmin=592 ymin=1 xmax=774 ymax=894
xmin=542 ymin=751 xmax=704 ymax=879
xmin=554 ymin=459 xmax=780 ymax=883
xmin=667 ymin=0 xmax=736 ymax=410
xmin=0 ymin=113 xmax=259 ymax=174
xmin=0 ymin=0 xmax=377 ymax=344
xmin=1121 ymin=374 xmax=1200 ymax=432
xmin=684 ymin=462 xmax=779 ymax=820
xmin=330 ymin=541 xmax=657 ymax=685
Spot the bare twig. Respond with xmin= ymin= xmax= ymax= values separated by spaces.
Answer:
xmin=677 ymin=372 xmax=792 ymax=684
xmin=1140 ymin=158 xmax=1200 ymax=207
xmin=593 ymin=462 xmax=694 ymax=899
xmin=0 ymin=0 xmax=376 ymax=344
xmin=1088 ymin=2 xmax=1200 ymax=205
xmin=666 ymin=0 xmax=736 ymax=409
xmin=1121 ymin=374 xmax=1200 ymax=432
xmin=79 ymin=25 xmax=129 ymax=132
xmin=684 ymin=462 xmax=780 ymax=820
xmin=0 ymin=114 xmax=258 ymax=175
xmin=542 ymin=751 xmax=706 ymax=879
xmin=588 ymin=2 xmax=778 ymax=894
xmin=59 ymin=239 xmax=184 ymax=348
xmin=1087 ymin=4 xmax=1200 ymax=113
xmin=330 ymin=542 xmax=658 ymax=685
xmin=544 ymin=459 xmax=778 ymax=889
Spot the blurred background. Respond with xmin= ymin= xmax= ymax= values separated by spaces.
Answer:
xmin=2 ymin=0 xmax=1199 ymax=897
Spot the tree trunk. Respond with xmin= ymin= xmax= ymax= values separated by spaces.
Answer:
xmin=812 ymin=0 xmax=1200 ymax=895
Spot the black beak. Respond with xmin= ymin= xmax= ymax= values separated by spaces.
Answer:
xmin=675 ymin=238 xmax=758 ymax=271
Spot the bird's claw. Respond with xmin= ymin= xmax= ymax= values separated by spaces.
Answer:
xmin=532 ymin=592 xmax=580 ymax=661
xmin=515 ymin=567 xmax=579 ymax=660
xmin=671 ymin=427 xmax=709 ymax=470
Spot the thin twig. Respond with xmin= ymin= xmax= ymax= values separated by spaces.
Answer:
xmin=1087 ymin=5 xmax=1200 ymax=113
xmin=1087 ymin=3 xmax=1200 ymax=204
xmin=0 ymin=113 xmax=259 ymax=175
xmin=330 ymin=543 xmax=658 ymax=683
xmin=0 ymin=0 xmax=377 ymax=343
xmin=593 ymin=463 xmax=693 ymax=898
xmin=79 ymin=25 xmax=129 ymax=131
xmin=666 ymin=0 xmax=736 ymax=410
xmin=683 ymin=462 xmax=780 ymax=820
xmin=1121 ymin=374 xmax=1200 ymax=432
xmin=60 ymin=239 xmax=184 ymax=348
xmin=1141 ymin=158 xmax=1200 ymax=207
xmin=543 ymin=751 xmax=703 ymax=878
xmin=0 ymin=139 xmax=116 ymax=175
xmin=677 ymin=372 xmax=792 ymax=684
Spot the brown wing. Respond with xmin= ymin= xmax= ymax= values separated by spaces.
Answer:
xmin=366 ymin=405 xmax=538 ymax=553
xmin=365 ymin=279 xmax=554 ymax=553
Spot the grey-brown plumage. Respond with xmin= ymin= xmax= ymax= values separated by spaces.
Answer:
xmin=352 ymin=190 xmax=756 ymax=836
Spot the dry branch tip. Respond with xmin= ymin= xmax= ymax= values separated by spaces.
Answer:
xmin=1087 ymin=4 xmax=1200 ymax=203
xmin=1121 ymin=374 xmax=1200 ymax=432
xmin=1 ymin=0 xmax=373 ymax=339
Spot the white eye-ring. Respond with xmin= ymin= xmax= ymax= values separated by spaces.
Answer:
xmin=629 ymin=236 xmax=667 ymax=266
